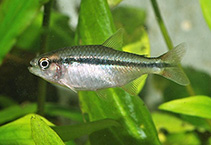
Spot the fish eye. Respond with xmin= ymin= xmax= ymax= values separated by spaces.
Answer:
xmin=39 ymin=58 xmax=50 ymax=69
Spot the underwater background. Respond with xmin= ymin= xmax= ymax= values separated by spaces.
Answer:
xmin=0 ymin=0 xmax=211 ymax=145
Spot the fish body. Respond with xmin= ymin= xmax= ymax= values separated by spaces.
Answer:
xmin=29 ymin=30 xmax=190 ymax=93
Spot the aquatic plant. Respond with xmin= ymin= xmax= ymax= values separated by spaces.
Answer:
xmin=0 ymin=0 xmax=211 ymax=144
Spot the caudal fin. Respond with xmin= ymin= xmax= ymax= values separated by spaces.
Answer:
xmin=159 ymin=43 xmax=190 ymax=86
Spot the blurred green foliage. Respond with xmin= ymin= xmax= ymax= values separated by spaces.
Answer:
xmin=0 ymin=0 xmax=211 ymax=145
xmin=200 ymin=0 xmax=211 ymax=29
xmin=0 ymin=0 xmax=49 ymax=64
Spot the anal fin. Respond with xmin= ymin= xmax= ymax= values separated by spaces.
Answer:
xmin=121 ymin=75 xmax=148 ymax=96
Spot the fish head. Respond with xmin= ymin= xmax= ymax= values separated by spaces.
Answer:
xmin=28 ymin=53 xmax=63 ymax=83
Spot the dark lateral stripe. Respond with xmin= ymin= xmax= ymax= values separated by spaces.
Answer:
xmin=51 ymin=57 xmax=171 ymax=68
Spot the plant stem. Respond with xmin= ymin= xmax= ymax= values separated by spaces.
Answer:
xmin=150 ymin=0 xmax=173 ymax=50
xmin=150 ymin=0 xmax=195 ymax=96
xmin=37 ymin=0 xmax=53 ymax=116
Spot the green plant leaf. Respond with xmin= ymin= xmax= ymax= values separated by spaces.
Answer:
xmin=52 ymin=119 xmax=120 ymax=141
xmin=152 ymin=112 xmax=194 ymax=133
xmin=0 ymin=114 xmax=53 ymax=145
xmin=31 ymin=115 xmax=65 ymax=145
xmin=163 ymin=132 xmax=200 ymax=145
xmin=159 ymin=96 xmax=211 ymax=119
xmin=0 ymin=0 xmax=48 ymax=65
xmin=0 ymin=103 xmax=37 ymax=125
xmin=44 ymin=103 xmax=83 ymax=122
xmin=76 ymin=0 xmax=160 ymax=144
xmin=180 ymin=115 xmax=211 ymax=131
xmin=0 ymin=95 xmax=17 ymax=108
xmin=79 ymin=90 xmax=161 ymax=145
xmin=200 ymin=0 xmax=211 ymax=30
xmin=77 ymin=0 xmax=115 ymax=45
xmin=0 ymin=102 xmax=82 ymax=125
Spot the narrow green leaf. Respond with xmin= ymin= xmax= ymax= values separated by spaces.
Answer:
xmin=52 ymin=119 xmax=120 ymax=141
xmin=200 ymin=0 xmax=211 ymax=30
xmin=0 ymin=103 xmax=37 ymax=125
xmin=0 ymin=114 xmax=53 ymax=145
xmin=0 ymin=95 xmax=17 ymax=108
xmin=0 ymin=0 xmax=48 ymax=64
xmin=0 ymin=102 xmax=82 ymax=125
xmin=31 ymin=115 xmax=65 ymax=145
xmin=152 ymin=112 xmax=194 ymax=133
xmin=44 ymin=103 xmax=83 ymax=122
xmin=77 ymin=0 xmax=160 ymax=144
xmin=159 ymin=96 xmax=211 ymax=119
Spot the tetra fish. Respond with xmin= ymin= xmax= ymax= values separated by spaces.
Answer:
xmin=28 ymin=29 xmax=190 ymax=94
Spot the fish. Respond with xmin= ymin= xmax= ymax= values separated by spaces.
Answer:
xmin=28 ymin=29 xmax=190 ymax=95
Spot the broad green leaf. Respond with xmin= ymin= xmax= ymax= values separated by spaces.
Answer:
xmin=44 ymin=103 xmax=83 ymax=122
xmin=52 ymin=119 xmax=119 ymax=141
xmin=152 ymin=112 xmax=194 ymax=133
xmin=0 ymin=114 xmax=53 ymax=145
xmin=0 ymin=0 xmax=48 ymax=64
xmin=163 ymin=132 xmax=200 ymax=145
xmin=16 ymin=11 xmax=75 ymax=52
xmin=122 ymin=31 xmax=150 ymax=56
xmin=159 ymin=96 xmax=211 ymax=119
xmin=79 ymin=90 xmax=161 ymax=145
xmin=0 ymin=103 xmax=37 ymax=125
xmin=77 ymin=0 xmax=115 ymax=45
xmin=200 ymin=0 xmax=211 ymax=30
xmin=31 ymin=115 xmax=65 ymax=145
xmin=77 ymin=0 xmax=160 ymax=144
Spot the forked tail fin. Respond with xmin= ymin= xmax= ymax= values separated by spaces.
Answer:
xmin=159 ymin=43 xmax=190 ymax=86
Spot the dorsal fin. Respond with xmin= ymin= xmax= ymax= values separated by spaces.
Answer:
xmin=102 ymin=29 xmax=124 ymax=50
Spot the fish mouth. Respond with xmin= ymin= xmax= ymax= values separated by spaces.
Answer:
xmin=28 ymin=58 xmax=39 ymax=74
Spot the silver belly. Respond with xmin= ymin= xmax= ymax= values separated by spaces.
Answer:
xmin=62 ymin=62 xmax=141 ymax=90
